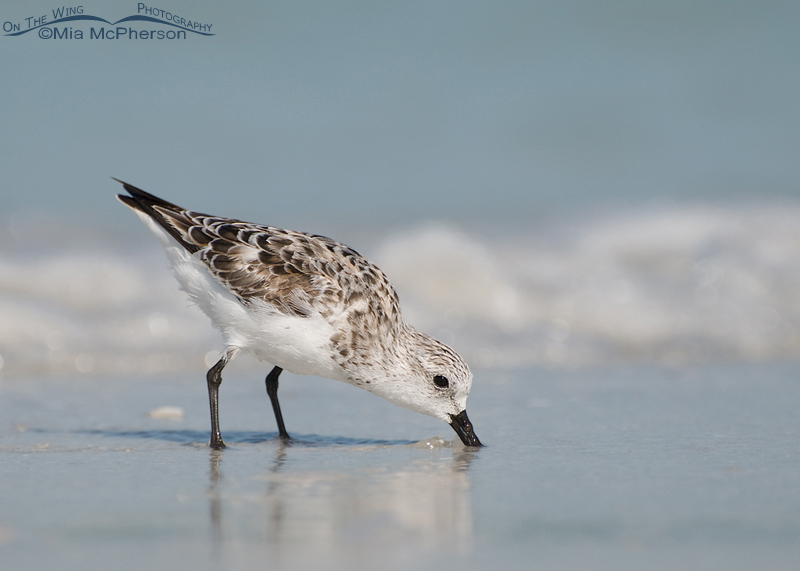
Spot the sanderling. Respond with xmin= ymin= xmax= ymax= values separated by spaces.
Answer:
xmin=117 ymin=180 xmax=481 ymax=448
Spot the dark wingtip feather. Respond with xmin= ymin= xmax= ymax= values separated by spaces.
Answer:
xmin=113 ymin=178 xmax=199 ymax=254
xmin=117 ymin=193 xmax=141 ymax=211
xmin=113 ymin=178 xmax=184 ymax=210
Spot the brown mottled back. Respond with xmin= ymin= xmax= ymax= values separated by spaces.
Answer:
xmin=116 ymin=181 xmax=403 ymax=341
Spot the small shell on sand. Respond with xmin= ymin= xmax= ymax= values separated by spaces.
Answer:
xmin=147 ymin=406 xmax=185 ymax=419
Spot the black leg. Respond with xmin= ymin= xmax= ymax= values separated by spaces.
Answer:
xmin=265 ymin=366 xmax=290 ymax=439
xmin=206 ymin=353 xmax=231 ymax=450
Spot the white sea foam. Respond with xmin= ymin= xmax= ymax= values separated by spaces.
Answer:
xmin=0 ymin=236 xmax=216 ymax=378
xmin=2 ymin=205 xmax=799 ymax=377
xmin=377 ymin=205 xmax=800 ymax=368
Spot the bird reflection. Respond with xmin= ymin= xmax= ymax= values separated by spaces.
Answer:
xmin=263 ymin=438 xmax=289 ymax=543
xmin=206 ymin=438 xmax=479 ymax=560
xmin=207 ymin=449 xmax=224 ymax=560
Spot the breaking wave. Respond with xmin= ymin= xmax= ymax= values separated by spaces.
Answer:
xmin=2 ymin=205 xmax=799 ymax=378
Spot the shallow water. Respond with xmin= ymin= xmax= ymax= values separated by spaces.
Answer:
xmin=2 ymin=363 xmax=800 ymax=570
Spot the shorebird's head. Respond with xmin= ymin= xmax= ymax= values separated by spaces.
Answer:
xmin=372 ymin=329 xmax=482 ymax=447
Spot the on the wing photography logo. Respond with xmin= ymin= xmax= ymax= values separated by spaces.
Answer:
xmin=3 ymin=3 xmax=213 ymax=40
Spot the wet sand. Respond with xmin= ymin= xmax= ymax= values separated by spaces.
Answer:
xmin=2 ymin=363 xmax=800 ymax=570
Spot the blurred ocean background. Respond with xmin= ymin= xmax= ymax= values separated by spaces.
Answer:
xmin=2 ymin=0 xmax=800 ymax=378
xmin=5 ymin=4 xmax=800 ymax=570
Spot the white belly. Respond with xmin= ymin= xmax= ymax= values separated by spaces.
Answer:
xmin=138 ymin=211 xmax=345 ymax=381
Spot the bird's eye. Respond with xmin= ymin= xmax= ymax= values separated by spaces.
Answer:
xmin=433 ymin=375 xmax=449 ymax=389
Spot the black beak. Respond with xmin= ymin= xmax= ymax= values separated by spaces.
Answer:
xmin=449 ymin=410 xmax=482 ymax=447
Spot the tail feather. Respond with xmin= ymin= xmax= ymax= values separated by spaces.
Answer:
xmin=113 ymin=178 xmax=185 ymax=211
xmin=115 ymin=178 xmax=200 ymax=254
